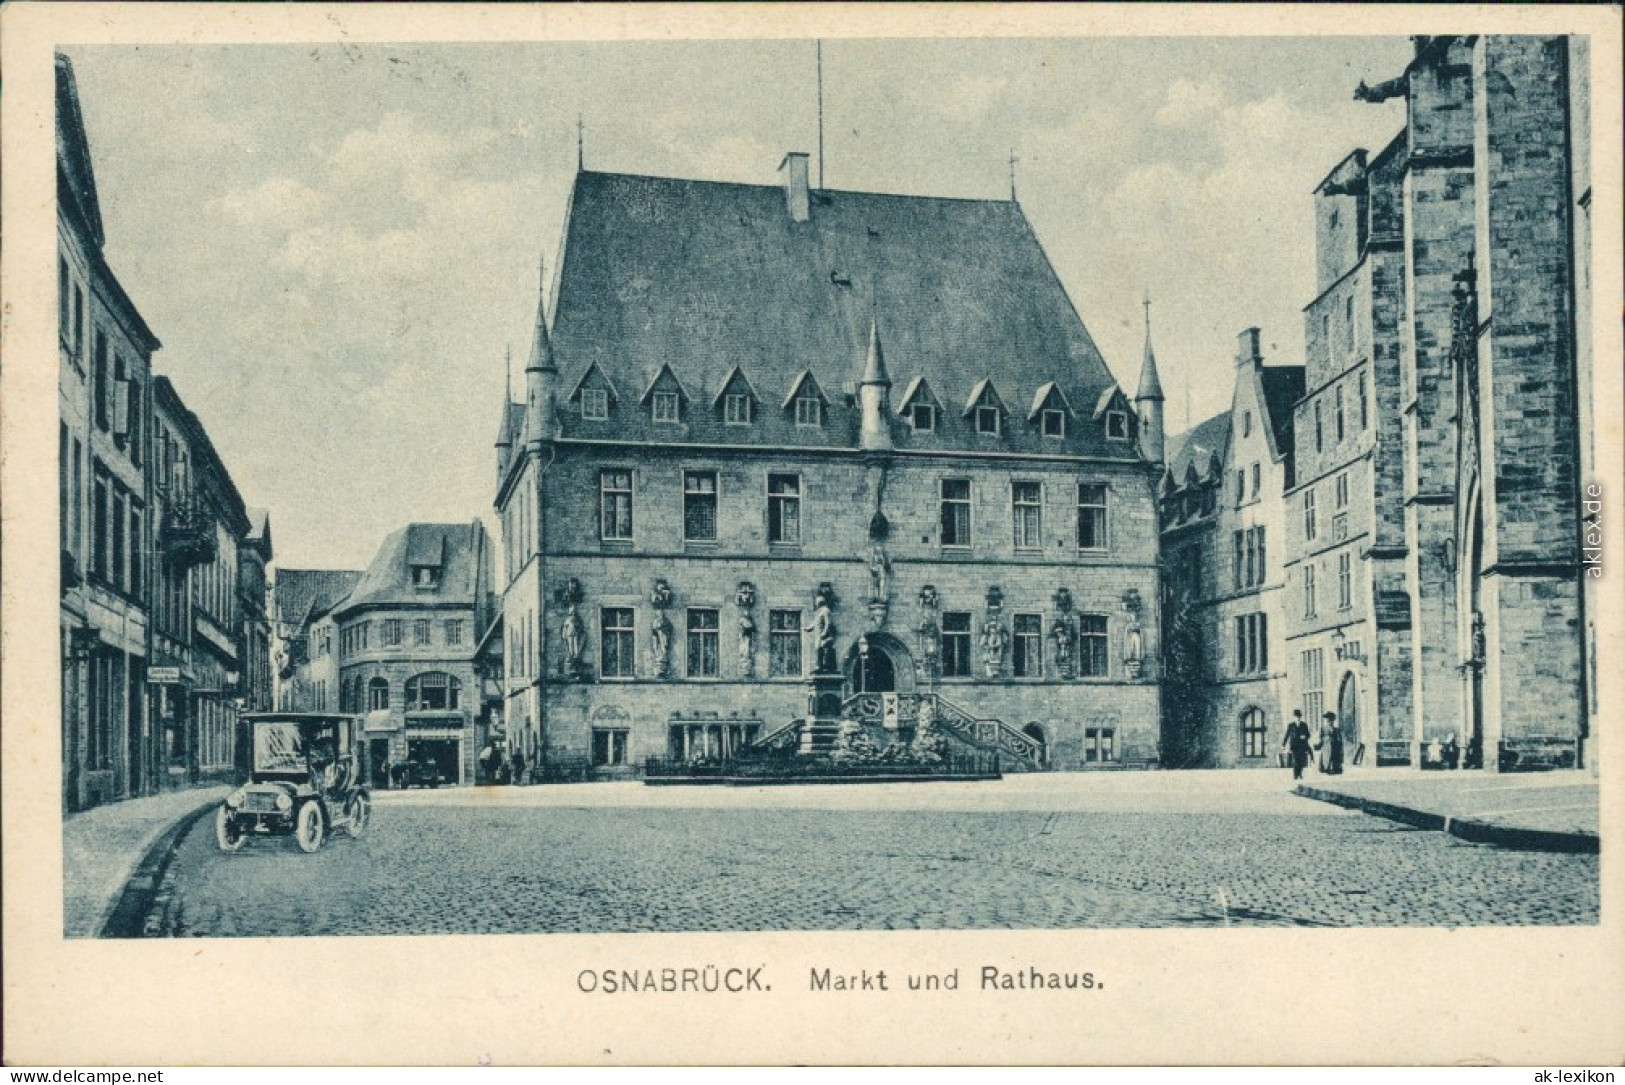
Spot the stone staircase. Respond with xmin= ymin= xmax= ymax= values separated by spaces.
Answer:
xmin=748 ymin=693 xmax=1044 ymax=770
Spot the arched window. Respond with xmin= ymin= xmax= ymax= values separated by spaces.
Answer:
xmin=405 ymin=672 xmax=461 ymax=711
xmin=367 ymin=677 xmax=389 ymax=712
xmin=1241 ymin=707 xmax=1268 ymax=759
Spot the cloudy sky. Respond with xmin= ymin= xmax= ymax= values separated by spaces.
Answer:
xmin=65 ymin=38 xmax=1411 ymax=570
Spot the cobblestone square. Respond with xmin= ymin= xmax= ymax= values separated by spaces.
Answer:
xmin=147 ymin=775 xmax=1598 ymax=936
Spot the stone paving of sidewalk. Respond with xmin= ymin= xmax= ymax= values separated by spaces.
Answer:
xmin=62 ymin=785 xmax=229 ymax=937
xmin=1294 ymin=772 xmax=1598 ymax=838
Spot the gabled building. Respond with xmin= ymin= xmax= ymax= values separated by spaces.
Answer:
xmin=332 ymin=522 xmax=495 ymax=787
xmin=1159 ymin=330 xmax=1304 ymax=768
xmin=58 ymin=53 xmax=161 ymax=809
xmin=271 ymin=567 xmax=361 ymax=712
xmin=493 ymin=157 xmax=1165 ymax=774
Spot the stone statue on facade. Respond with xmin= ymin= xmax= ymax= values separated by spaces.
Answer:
xmin=560 ymin=602 xmax=585 ymax=679
xmin=1051 ymin=617 xmax=1075 ymax=679
xmin=980 ymin=615 xmax=1008 ymax=679
xmin=868 ymin=545 xmax=891 ymax=602
xmin=805 ymin=588 xmax=837 ymax=675
xmin=738 ymin=612 xmax=756 ymax=678
xmin=651 ymin=610 xmax=673 ymax=678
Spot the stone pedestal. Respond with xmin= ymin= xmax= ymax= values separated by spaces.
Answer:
xmin=800 ymin=673 xmax=846 ymax=755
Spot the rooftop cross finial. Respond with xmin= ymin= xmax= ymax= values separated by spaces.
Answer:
xmin=1143 ymin=290 xmax=1152 ymax=332
xmin=1008 ymin=148 xmax=1020 ymax=202
xmin=577 ymin=114 xmax=585 ymax=171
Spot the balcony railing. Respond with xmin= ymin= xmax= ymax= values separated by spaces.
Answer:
xmin=160 ymin=500 xmax=216 ymax=568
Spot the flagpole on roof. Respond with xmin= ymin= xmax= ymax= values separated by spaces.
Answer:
xmin=816 ymin=40 xmax=825 ymax=190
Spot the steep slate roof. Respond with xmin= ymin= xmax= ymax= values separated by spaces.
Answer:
xmin=543 ymin=171 xmax=1133 ymax=458
xmin=1164 ymin=412 xmax=1230 ymax=490
xmin=274 ymin=569 xmax=362 ymax=628
xmin=55 ymin=54 xmax=103 ymax=249
xmin=337 ymin=522 xmax=488 ymax=614
xmin=1259 ymin=366 xmax=1306 ymax=455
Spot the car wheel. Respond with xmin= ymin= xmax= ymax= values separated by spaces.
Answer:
xmin=346 ymin=793 xmax=371 ymax=838
xmin=214 ymin=806 xmax=246 ymax=852
xmin=293 ymin=801 xmax=325 ymax=853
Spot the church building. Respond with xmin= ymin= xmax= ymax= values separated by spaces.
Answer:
xmin=493 ymin=155 xmax=1166 ymax=774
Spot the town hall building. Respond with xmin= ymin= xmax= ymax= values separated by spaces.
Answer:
xmin=493 ymin=155 xmax=1167 ymax=774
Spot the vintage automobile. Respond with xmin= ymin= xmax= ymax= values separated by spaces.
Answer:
xmin=216 ymin=713 xmax=372 ymax=853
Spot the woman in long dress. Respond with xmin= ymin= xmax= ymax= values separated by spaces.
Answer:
xmin=1319 ymin=712 xmax=1344 ymax=775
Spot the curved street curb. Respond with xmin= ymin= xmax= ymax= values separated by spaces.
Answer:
xmin=1294 ymin=784 xmax=1598 ymax=854
xmin=98 ymin=799 xmax=219 ymax=938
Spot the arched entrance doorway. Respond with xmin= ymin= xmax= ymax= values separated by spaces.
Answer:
xmin=1022 ymin=722 xmax=1048 ymax=767
xmin=843 ymin=633 xmax=916 ymax=695
xmin=1337 ymin=672 xmax=1360 ymax=754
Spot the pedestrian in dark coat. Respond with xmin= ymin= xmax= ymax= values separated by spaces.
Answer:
xmin=511 ymin=747 xmax=526 ymax=786
xmin=1319 ymin=712 xmax=1345 ymax=775
xmin=1282 ymin=711 xmax=1313 ymax=780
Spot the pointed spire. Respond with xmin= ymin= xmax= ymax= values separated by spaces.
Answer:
xmin=504 ymin=345 xmax=513 ymax=403
xmin=525 ymin=256 xmax=555 ymax=374
xmin=1136 ymin=291 xmax=1164 ymax=401
xmin=861 ymin=319 xmax=890 ymax=386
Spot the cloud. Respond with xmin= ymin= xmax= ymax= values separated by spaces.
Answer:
xmin=1155 ymin=78 xmax=1228 ymax=128
xmin=207 ymin=175 xmax=327 ymax=227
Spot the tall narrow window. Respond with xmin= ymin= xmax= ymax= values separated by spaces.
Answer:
xmin=1358 ymin=374 xmax=1369 ymax=431
xmin=1345 ymin=294 xmax=1356 ymax=355
xmin=72 ymin=439 xmax=82 ymax=560
xmin=724 ymin=394 xmax=752 ymax=426
xmin=94 ymin=332 xmax=109 ymax=431
xmin=1304 ymin=563 xmax=1318 ymax=618
xmin=1338 ymin=551 xmax=1353 ymax=609
xmin=128 ymin=505 xmax=142 ymax=598
xmin=1079 ymin=614 xmax=1109 ymax=677
xmin=1076 ymin=483 xmax=1107 ymax=551
xmin=73 ymin=285 xmax=85 ymax=363
xmin=1334 ymin=385 xmax=1346 ymax=443
xmin=652 ymin=391 xmax=680 ymax=424
xmin=1253 ymin=527 xmax=1267 ymax=585
xmin=767 ymin=473 xmax=801 ymax=544
xmin=1314 ymin=401 xmax=1323 ymax=454
xmin=686 ymin=609 xmax=720 ymax=678
xmin=940 ymin=479 xmax=971 ymax=547
xmin=1251 ymin=463 xmax=1261 ymax=498
xmin=1244 ymin=528 xmax=1258 ymax=588
xmin=1012 ymin=481 xmax=1042 ymax=551
xmin=414 ymin=619 xmax=431 ymax=646
xmin=941 ymin=612 xmax=973 ymax=677
xmin=58 ymin=259 xmax=71 ymax=346
xmin=383 ymin=619 xmax=403 ymax=647
xmin=444 ymin=620 xmax=463 ymax=646
xmin=768 ymin=609 xmax=802 ymax=677
xmin=600 ymin=607 xmax=635 ymax=678
xmin=1012 ymin=614 xmax=1042 ymax=678
xmin=111 ymin=491 xmax=125 ymax=593
xmin=1335 ymin=471 xmax=1350 ymax=509
xmin=683 ymin=471 xmax=718 ymax=542
xmin=368 ymin=678 xmax=389 ymax=712
xmin=1303 ymin=488 xmax=1318 ymax=542
xmin=1233 ymin=530 xmax=1245 ymax=590
xmin=1301 ymin=648 xmax=1326 ymax=724
xmin=59 ymin=424 xmax=68 ymax=553
xmin=1241 ymin=707 xmax=1268 ymax=758
xmin=600 ymin=469 xmax=633 ymax=541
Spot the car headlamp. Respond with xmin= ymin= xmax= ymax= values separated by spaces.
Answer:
xmin=226 ymin=790 xmax=246 ymax=809
xmin=275 ymin=793 xmax=293 ymax=811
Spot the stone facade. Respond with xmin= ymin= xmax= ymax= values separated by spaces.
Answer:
xmin=1164 ymin=35 xmax=1592 ymax=774
xmin=495 ymin=163 xmax=1164 ymax=775
xmin=1160 ymin=332 xmax=1303 ymax=768
xmin=330 ymin=523 xmax=495 ymax=787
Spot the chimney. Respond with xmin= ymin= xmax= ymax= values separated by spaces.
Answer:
xmin=1236 ymin=327 xmax=1263 ymax=368
xmin=779 ymin=152 xmax=811 ymax=223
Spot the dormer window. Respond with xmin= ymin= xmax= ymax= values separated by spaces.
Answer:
xmin=714 ymin=367 xmax=759 ymax=427
xmin=413 ymin=565 xmax=441 ymax=589
xmin=1029 ymin=383 xmax=1073 ymax=440
xmin=652 ymin=391 xmax=680 ymax=424
xmin=910 ymin=403 xmax=936 ymax=433
xmin=724 ymin=393 xmax=752 ymax=425
xmin=795 ymin=395 xmax=822 ymax=428
xmin=976 ymin=405 xmax=1001 ymax=435
xmin=581 ymin=388 xmax=609 ymax=421
xmin=1106 ymin=411 xmax=1129 ymax=440
xmin=1042 ymin=409 xmax=1066 ymax=438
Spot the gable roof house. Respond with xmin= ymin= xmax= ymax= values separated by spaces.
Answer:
xmin=493 ymin=153 xmax=1166 ymax=776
